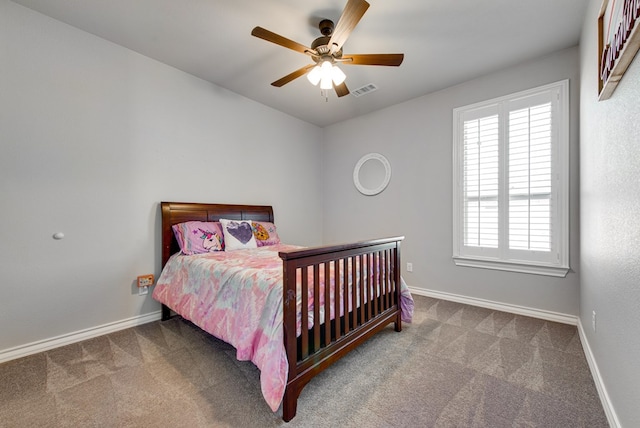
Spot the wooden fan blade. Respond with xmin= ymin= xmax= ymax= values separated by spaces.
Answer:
xmin=334 ymin=82 xmax=350 ymax=97
xmin=342 ymin=53 xmax=404 ymax=66
xmin=251 ymin=26 xmax=315 ymax=56
xmin=271 ymin=64 xmax=316 ymax=87
xmin=329 ymin=0 xmax=370 ymax=54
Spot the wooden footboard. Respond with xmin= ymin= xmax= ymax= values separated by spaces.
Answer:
xmin=278 ymin=237 xmax=403 ymax=422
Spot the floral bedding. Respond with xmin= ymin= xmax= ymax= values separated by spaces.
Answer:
xmin=152 ymin=244 xmax=414 ymax=412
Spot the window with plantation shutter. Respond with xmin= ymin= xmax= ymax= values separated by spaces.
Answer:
xmin=453 ymin=81 xmax=569 ymax=277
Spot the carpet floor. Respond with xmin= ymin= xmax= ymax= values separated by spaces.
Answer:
xmin=0 ymin=295 xmax=608 ymax=427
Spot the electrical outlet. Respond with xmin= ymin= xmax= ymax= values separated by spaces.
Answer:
xmin=138 ymin=286 xmax=148 ymax=296
xmin=406 ymin=262 xmax=413 ymax=272
xmin=137 ymin=274 xmax=154 ymax=288
xmin=592 ymin=310 xmax=596 ymax=332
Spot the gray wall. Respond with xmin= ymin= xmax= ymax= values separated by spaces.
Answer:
xmin=0 ymin=1 xmax=323 ymax=353
xmin=579 ymin=0 xmax=640 ymax=425
xmin=322 ymin=47 xmax=581 ymax=316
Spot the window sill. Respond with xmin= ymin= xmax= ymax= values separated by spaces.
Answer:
xmin=453 ymin=257 xmax=569 ymax=277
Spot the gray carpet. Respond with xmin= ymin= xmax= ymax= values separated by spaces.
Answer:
xmin=0 ymin=295 xmax=608 ymax=427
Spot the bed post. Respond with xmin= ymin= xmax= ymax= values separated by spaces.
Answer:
xmin=282 ymin=387 xmax=300 ymax=422
xmin=282 ymin=255 xmax=299 ymax=422
xmin=161 ymin=304 xmax=171 ymax=321
xmin=394 ymin=240 xmax=402 ymax=332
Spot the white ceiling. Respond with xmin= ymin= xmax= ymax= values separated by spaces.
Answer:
xmin=11 ymin=0 xmax=589 ymax=127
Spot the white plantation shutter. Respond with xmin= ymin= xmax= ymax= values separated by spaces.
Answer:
xmin=508 ymin=102 xmax=552 ymax=252
xmin=453 ymin=81 xmax=569 ymax=277
xmin=463 ymin=114 xmax=499 ymax=248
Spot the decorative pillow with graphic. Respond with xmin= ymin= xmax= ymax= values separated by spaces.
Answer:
xmin=172 ymin=221 xmax=224 ymax=255
xmin=251 ymin=221 xmax=281 ymax=247
xmin=220 ymin=219 xmax=258 ymax=251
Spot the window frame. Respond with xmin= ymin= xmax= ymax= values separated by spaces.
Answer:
xmin=452 ymin=80 xmax=570 ymax=277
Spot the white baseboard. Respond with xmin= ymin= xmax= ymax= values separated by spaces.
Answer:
xmin=0 ymin=311 xmax=162 ymax=364
xmin=409 ymin=287 xmax=579 ymax=325
xmin=577 ymin=319 xmax=621 ymax=428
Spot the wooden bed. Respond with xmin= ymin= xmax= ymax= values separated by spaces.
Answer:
xmin=159 ymin=201 xmax=404 ymax=422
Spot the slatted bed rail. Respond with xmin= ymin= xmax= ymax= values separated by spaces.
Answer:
xmin=279 ymin=236 xmax=404 ymax=422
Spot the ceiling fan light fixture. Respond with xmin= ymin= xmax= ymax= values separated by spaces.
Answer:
xmin=319 ymin=61 xmax=334 ymax=89
xmin=308 ymin=60 xmax=346 ymax=89
xmin=331 ymin=65 xmax=346 ymax=85
xmin=307 ymin=65 xmax=322 ymax=85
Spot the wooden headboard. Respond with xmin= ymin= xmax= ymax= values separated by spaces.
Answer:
xmin=161 ymin=201 xmax=274 ymax=267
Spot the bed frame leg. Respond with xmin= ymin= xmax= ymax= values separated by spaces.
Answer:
xmin=282 ymin=387 xmax=299 ymax=422
xmin=395 ymin=311 xmax=402 ymax=332
xmin=161 ymin=304 xmax=171 ymax=321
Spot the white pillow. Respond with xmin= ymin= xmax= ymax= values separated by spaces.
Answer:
xmin=219 ymin=219 xmax=258 ymax=251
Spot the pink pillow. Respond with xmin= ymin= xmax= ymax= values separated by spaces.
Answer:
xmin=172 ymin=221 xmax=224 ymax=254
xmin=251 ymin=221 xmax=281 ymax=247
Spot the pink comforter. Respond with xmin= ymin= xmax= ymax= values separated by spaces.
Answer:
xmin=152 ymin=244 xmax=413 ymax=412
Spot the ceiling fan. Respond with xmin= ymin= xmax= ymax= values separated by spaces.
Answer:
xmin=251 ymin=0 xmax=404 ymax=98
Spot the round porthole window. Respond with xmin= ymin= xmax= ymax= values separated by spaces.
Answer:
xmin=353 ymin=153 xmax=391 ymax=196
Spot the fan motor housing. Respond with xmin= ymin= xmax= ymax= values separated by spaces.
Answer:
xmin=311 ymin=36 xmax=331 ymax=53
xmin=311 ymin=19 xmax=342 ymax=59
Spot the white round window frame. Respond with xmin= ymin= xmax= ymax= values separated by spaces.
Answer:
xmin=353 ymin=153 xmax=392 ymax=196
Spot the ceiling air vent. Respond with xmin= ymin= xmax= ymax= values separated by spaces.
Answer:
xmin=351 ymin=83 xmax=378 ymax=97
